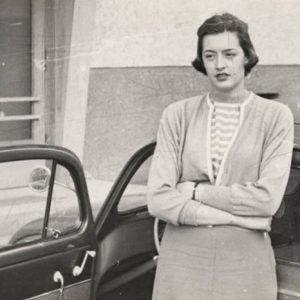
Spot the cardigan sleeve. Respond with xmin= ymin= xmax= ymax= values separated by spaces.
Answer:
xmin=147 ymin=105 xmax=192 ymax=226
xmin=195 ymin=105 xmax=294 ymax=217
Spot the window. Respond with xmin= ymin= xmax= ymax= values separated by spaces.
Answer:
xmin=0 ymin=0 xmax=32 ymax=141
xmin=47 ymin=164 xmax=81 ymax=237
xmin=117 ymin=156 xmax=152 ymax=213
xmin=0 ymin=159 xmax=80 ymax=248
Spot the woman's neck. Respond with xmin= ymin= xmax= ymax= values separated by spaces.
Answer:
xmin=210 ymin=89 xmax=250 ymax=104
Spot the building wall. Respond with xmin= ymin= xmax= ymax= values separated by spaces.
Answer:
xmin=80 ymin=1 xmax=300 ymax=180
xmin=60 ymin=0 xmax=96 ymax=159
xmin=44 ymin=0 xmax=75 ymax=145
xmin=84 ymin=66 xmax=300 ymax=181
xmin=91 ymin=0 xmax=300 ymax=67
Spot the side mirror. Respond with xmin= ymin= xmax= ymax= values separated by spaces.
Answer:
xmin=29 ymin=166 xmax=51 ymax=192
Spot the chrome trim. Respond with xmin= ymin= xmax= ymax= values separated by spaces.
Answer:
xmin=278 ymin=288 xmax=300 ymax=298
xmin=53 ymin=271 xmax=64 ymax=300
xmin=73 ymin=250 xmax=96 ymax=277
xmin=25 ymin=279 xmax=91 ymax=300
xmin=276 ymin=257 xmax=300 ymax=267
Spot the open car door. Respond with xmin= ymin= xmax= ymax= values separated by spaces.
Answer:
xmin=0 ymin=145 xmax=98 ymax=300
xmin=94 ymin=142 xmax=157 ymax=299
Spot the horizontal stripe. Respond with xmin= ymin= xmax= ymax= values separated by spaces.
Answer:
xmin=212 ymin=116 xmax=239 ymax=126
xmin=212 ymin=110 xmax=240 ymax=118
xmin=211 ymin=120 xmax=238 ymax=127
xmin=211 ymin=150 xmax=224 ymax=156
xmin=211 ymin=123 xmax=238 ymax=132
xmin=211 ymin=135 xmax=233 ymax=143
xmin=210 ymin=106 xmax=240 ymax=179
xmin=211 ymin=143 xmax=231 ymax=152
xmin=211 ymin=135 xmax=235 ymax=145
xmin=211 ymin=126 xmax=237 ymax=135
xmin=214 ymin=102 xmax=240 ymax=108
xmin=211 ymin=138 xmax=231 ymax=146
xmin=212 ymin=115 xmax=239 ymax=123
xmin=211 ymin=133 xmax=236 ymax=141
xmin=214 ymin=108 xmax=239 ymax=114
xmin=211 ymin=134 xmax=235 ymax=142
xmin=214 ymin=105 xmax=239 ymax=111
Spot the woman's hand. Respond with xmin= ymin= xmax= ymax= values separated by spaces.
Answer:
xmin=176 ymin=181 xmax=195 ymax=199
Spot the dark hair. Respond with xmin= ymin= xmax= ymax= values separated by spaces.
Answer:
xmin=192 ymin=13 xmax=258 ymax=76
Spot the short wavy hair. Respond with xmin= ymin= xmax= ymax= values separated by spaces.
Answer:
xmin=192 ymin=13 xmax=259 ymax=76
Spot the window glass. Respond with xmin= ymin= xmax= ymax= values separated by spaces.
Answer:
xmin=117 ymin=156 xmax=152 ymax=213
xmin=0 ymin=160 xmax=50 ymax=248
xmin=272 ymin=167 xmax=300 ymax=262
xmin=0 ymin=160 xmax=81 ymax=248
xmin=47 ymin=164 xmax=80 ymax=238
xmin=0 ymin=0 xmax=32 ymax=141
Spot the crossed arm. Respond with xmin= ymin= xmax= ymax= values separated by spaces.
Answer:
xmin=147 ymin=103 xmax=294 ymax=231
xmin=177 ymin=183 xmax=271 ymax=231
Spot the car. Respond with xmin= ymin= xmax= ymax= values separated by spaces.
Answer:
xmin=0 ymin=143 xmax=300 ymax=300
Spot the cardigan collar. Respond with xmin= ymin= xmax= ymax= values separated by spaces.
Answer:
xmin=206 ymin=91 xmax=254 ymax=109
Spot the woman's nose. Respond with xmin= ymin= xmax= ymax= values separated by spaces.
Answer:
xmin=215 ymin=55 xmax=226 ymax=70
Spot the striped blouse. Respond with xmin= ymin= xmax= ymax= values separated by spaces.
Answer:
xmin=211 ymin=101 xmax=240 ymax=179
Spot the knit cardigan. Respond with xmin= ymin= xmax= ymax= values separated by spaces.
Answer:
xmin=147 ymin=93 xmax=294 ymax=226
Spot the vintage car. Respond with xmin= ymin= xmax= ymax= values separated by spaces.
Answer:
xmin=0 ymin=142 xmax=300 ymax=300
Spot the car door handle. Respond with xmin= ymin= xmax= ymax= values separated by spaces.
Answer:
xmin=53 ymin=271 xmax=64 ymax=300
xmin=72 ymin=250 xmax=96 ymax=277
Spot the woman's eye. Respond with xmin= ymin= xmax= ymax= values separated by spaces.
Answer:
xmin=225 ymin=53 xmax=236 ymax=57
xmin=204 ymin=55 xmax=214 ymax=60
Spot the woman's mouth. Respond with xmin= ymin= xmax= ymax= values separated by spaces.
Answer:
xmin=215 ymin=73 xmax=230 ymax=81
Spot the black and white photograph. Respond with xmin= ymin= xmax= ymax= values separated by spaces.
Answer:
xmin=0 ymin=0 xmax=300 ymax=299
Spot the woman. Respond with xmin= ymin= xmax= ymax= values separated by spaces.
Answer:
xmin=147 ymin=13 xmax=294 ymax=300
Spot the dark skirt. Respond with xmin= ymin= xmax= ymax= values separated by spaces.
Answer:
xmin=152 ymin=224 xmax=277 ymax=300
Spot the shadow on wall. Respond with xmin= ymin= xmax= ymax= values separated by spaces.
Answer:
xmin=84 ymin=65 xmax=300 ymax=181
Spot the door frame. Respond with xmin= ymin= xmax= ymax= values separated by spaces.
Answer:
xmin=0 ymin=145 xmax=98 ymax=300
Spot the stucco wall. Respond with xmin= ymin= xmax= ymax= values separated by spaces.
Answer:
xmin=44 ymin=0 xmax=75 ymax=145
xmin=91 ymin=0 xmax=300 ymax=67
xmin=81 ymin=1 xmax=300 ymax=180
xmin=84 ymin=66 xmax=300 ymax=181
xmin=60 ymin=0 xmax=96 ymax=159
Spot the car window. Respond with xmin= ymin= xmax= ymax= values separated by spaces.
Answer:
xmin=47 ymin=164 xmax=81 ymax=238
xmin=0 ymin=160 xmax=50 ymax=248
xmin=117 ymin=155 xmax=152 ymax=213
xmin=0 ymin=159 xmax=80 ymax=248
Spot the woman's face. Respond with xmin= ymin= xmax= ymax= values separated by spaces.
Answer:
xmin=202 ymin=31 xmax=246 ymax=94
